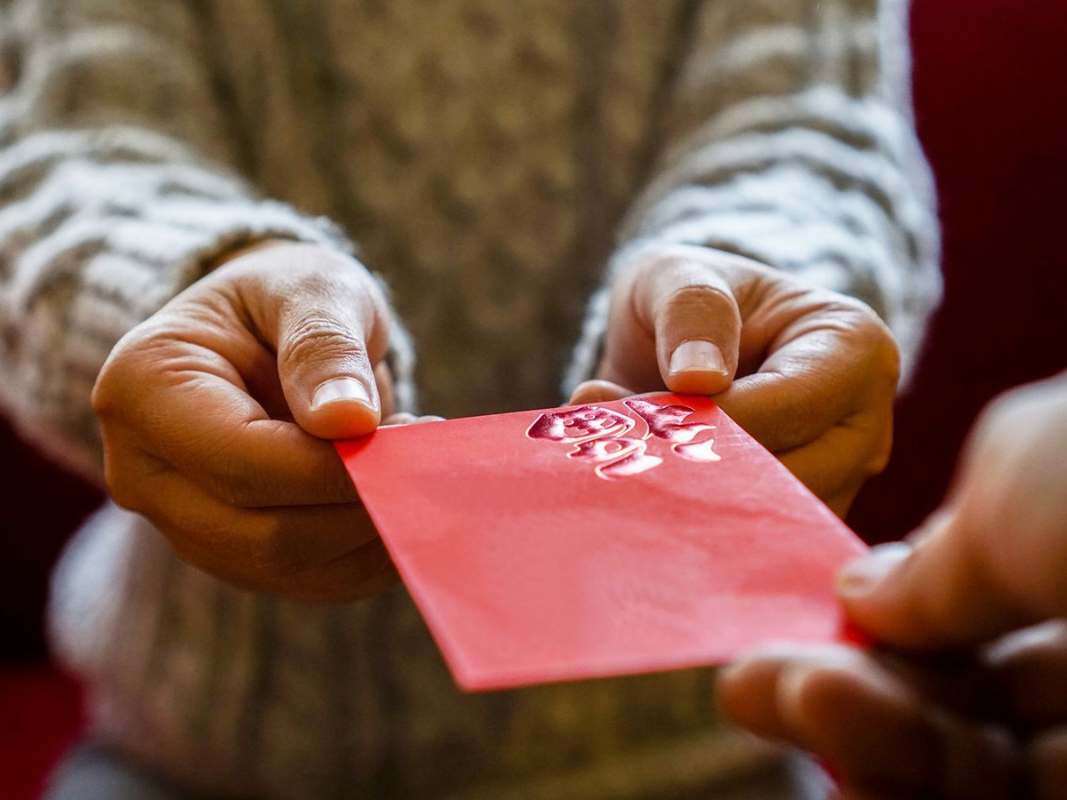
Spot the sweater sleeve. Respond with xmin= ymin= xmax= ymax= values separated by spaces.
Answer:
xmin=567 ymin=0 xmax=940 ymax=392
xmin=0 ymin=1 xmax=366 ymax=481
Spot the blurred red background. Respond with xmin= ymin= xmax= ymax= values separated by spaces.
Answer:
xmin=848 ymin=0 xmax=1067 ymax=539
xmin=2 ymin=0 xmax=1066 ymax=797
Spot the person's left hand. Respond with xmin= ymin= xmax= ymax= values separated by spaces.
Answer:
xmin=715 ymin=374 xmax=1067 ymax=799
xmin=569 ymin=245 xmax=900 ymax=516
xmin=715 ymin=625 xmax=1067 ymax=800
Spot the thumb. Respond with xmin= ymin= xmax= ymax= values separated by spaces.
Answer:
xmin=634 ymin=253 xmax=741 ymax=395
xmin=835 ymin=378 xmax=1067 ymax=649
xmin=273 ymin=275 xmax=388 ymax=440
xmin=833 ymin=512 xmax=1034 ymax=650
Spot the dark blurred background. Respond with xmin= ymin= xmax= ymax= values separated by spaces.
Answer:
xmin=848 ymin=0 xmax=1067 ymax=541
xmin=2 ymin=0 xmax=1066 ymax=797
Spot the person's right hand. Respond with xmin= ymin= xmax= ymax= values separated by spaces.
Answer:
xmin=92 ymin=241 xmax=414 ymax=603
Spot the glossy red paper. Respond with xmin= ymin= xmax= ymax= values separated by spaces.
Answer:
xmin=336 ymin=394 xmax=866 ymax=692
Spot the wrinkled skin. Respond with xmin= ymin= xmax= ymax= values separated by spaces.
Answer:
xmin=94 ymin=241 xmax=439 ymax=602
xmin=571 ymin=245 xmax=900 ymax=517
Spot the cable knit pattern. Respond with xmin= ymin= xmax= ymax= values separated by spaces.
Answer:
xmin=0 ymin=1 xmax=939 ymax=797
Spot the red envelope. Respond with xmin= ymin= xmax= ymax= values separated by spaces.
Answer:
xmin=336 ymin=394 xmax=866 ymax=692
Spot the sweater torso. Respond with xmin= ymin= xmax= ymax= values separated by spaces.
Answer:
xmin=2 ymin=0 xmax=938 ymax=797
xmin=205 ymin=1 xmax=686 ymax=418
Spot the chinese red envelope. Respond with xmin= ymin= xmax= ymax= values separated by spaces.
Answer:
xmin=336 ymin=394 xmax=866 ymax=692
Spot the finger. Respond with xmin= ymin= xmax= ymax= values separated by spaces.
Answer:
xmin=720 ymin=644 xmax=1022 ymax=798
xmin=567 ymin=379 xmax=634 ymax=405
xmin=718 ymin=644 xmax=903 ymax=747
xmin=1033 ymin=727 xmax=1067 ymax=800
xmin=632 ymin=255 xmax=740 ymax=394
xmin=983 ymin=621 xmax=1067 ymax=731
xmin=838 ymin=377 xmax=1067 ymax=650
xmin=718 ymin=643 xmax=938 ymax=785
xmin=818 ymin=625 xmax=1067 ymax=733
xmin=127 ymin=465 xmax=379 ymax=590
xmin=236 ymin=246 xmax=389 ymax=439
xmin=835 ymin=533 xmax=1026 ymax=652
xmin=836 ymin=513 xmax=1040 ymax=652
xmin=717 ymin=643 xmax=807 ymax=739
xmin=714 ymin=301 xmax=897 ymax=454
xmin=95 ymin=343 xmax=360 ymax=508
xmin=777 ymin=397 xmax=893 ymax=512
xmin=182 ymin=530 xmax=397 ymax=604
xmin=275 ymin=290 xmax=386 ymax=439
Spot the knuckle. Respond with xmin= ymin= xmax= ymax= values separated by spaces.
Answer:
xmin=253 ymin=242 xmax=362 ymax=278
xmin=633 ymin=244 xmax=745 ymax=276
xmin=90 ymin=336 xmax=141 ymax=419
xmin=665 ymin=282 xmax=735 ymax=313
xmin=870 ymin=333 xmax=901 ymax=388
xmin=281 ymin=315 xmax=367 ymax=366
xmin=865 ymin=436 xmax=893 ymax=478
xmin=630 ymin=248 xmax=732 ymax=302
xmin=823 ymin=295 xmax=882 ymax=332
xmin=91 ymin=322 xmax=176 ymax=420
xmin=635 ymin=250 xmax=691 ymax=282
xmin=90 ymin=369 xmax=115 ymax=418
xmin=622 ymin=248 xmax=682 ymax=279
xmin=657 ymin=283 xmax=740 ymax=334
xmin=973 ymin=389 xmax=1027 ymax=451
xmin=101 ymin=452 xmax=144 ymax=513
xmin=833 ymin=299 xmax=901 ymax=385
xmin=788 ymin=664 xmax=858 ymax=714
xmin=291 ymin=269 xmax=351 ymax=299
xmin=290 ymin=258 xmax=377 ymax=305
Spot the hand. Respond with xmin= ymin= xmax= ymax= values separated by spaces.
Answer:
xmin=717 ymin=373 xmax=1067 ymax=799
xmin=93 ymin=241 xmax=416 ymax=603
xmin=569 ymin=245 xmax=899 ymax=516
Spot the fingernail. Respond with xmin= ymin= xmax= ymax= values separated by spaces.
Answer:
xmin=311 ymin=377 xmax=374 ymax=411
xmin=836 ymin=542 xmax=912 ymax=598
xmin=669 ymin=340 xmax=727 ymax=379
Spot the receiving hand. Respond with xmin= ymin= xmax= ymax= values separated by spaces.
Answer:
xmin=717 ymin=373 xmax=1067 ymax=799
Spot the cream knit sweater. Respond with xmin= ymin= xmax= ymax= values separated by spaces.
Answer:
xmin=0 ymin=1 xmax=938 ymax=797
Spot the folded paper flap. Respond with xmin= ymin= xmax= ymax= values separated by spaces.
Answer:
xmin=338 ymin=394 xmax=866 ymax=692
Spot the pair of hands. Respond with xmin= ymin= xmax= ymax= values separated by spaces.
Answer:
xmin=719 ymin=373 xmax=1067 ymax=799
xmin=93 ymin=241 xmax=898 ymax=602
